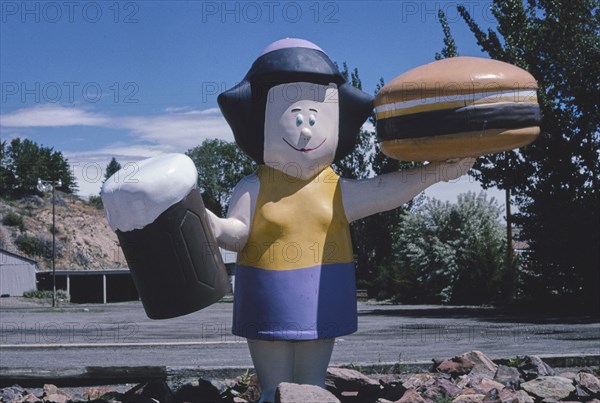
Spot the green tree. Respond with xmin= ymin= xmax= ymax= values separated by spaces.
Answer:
xmin=2 ymin=138 xmax=77 ymax=197
xmin=103 ymin=157 xmax=122 ymax=183
xmin=332 ymin=65 xmax=422 ymax=292
xmin=0 ymin=140 xmax=16 ymax=196
xmin=435 ymin=10 xmax=459 ymax=60
xmin=438 ymin=0 xmax=599 ymax=311
xmin=186 ymin=139 xmax=256 ymax=217
xmin=378 ymin=193 xmax=507 ymax=305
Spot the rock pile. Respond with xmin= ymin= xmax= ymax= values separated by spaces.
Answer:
xmin=1 ymin=351 xmax=599 ymax=402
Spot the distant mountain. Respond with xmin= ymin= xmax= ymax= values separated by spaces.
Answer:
xmin=0 ymin=193 xmax=126 ymax=270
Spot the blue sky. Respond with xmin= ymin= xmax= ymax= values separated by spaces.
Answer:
xmin=1 ymin=0 xmax=505 ymax=206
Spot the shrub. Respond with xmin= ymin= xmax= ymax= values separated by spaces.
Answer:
xmin=87 ymin=195 xmax=103 ymax=209
xmin=2 ymin=211 xmax=23 ymax=228
xmin=23 ymin=289 xmax=69 ymax=300
xmin=15 ymin=234 xmax=62 ymax=258
xmin=376 ymin=192 xmax=508 ymax=305
xmin=15 ymin=234 xmax=42 ymax=256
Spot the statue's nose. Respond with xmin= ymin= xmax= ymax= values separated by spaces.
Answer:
xmin=300 ymin=127 xmax=312 ymax=140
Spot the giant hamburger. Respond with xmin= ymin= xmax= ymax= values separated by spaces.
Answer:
xmin=374 ymin=56 xmax=541 ymax=161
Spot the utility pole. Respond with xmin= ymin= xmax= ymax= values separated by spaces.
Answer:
xmin=37 ymin=178 xmax=62 ymax=308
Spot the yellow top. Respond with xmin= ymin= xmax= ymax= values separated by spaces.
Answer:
xmin=238 ymin=165 xmax=354 ymax=270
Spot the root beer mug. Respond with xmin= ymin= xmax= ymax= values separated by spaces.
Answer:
xmin=101 ymin=153 xmax=230 ymax=319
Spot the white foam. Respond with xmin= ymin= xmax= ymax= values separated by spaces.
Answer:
xmin=101 ymin=153 xmax=197 ymax=232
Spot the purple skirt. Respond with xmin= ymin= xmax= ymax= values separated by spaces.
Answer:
xmin=232 ymin=262 xmax=357 ymax=341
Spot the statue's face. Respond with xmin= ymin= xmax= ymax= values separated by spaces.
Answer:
xmin=263 ymin=82 xmax=339 ymax=179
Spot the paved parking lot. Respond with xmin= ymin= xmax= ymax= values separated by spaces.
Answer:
xmin=1 ymin=299 xmax=599 ymax=369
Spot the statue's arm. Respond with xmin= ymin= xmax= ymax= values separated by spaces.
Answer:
xmin=341 ymin=158 xmax=475 ymax=222
xmin=206 ymin=174 xmax=259 ymax=252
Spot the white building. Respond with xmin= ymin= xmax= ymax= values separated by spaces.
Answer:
xmin=0 ymin=249 xmax=38 ymax=296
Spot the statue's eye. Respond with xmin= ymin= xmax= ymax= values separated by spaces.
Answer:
xmin=296 ymin=114 xmax=304 ymax=127
xmin=309 ymin=115 xmax=316 ymax=126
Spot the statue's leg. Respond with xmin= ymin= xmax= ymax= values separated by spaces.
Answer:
xmin=247 ymin=339 xmax=294 ymax=403
xmin=293 ymin=338 xmax=335 ymax=386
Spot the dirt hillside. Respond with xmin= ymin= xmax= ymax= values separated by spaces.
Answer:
xmin=0 ymin=193 xmax=126 ymax=271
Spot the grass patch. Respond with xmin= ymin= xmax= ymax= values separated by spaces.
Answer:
xmin=507 ymin=356 xmax=522 ymax=367
xmin=435 ymin=396 xmax=454 ymax=403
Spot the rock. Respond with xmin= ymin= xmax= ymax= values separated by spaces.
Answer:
xmin=575 ymin=371 xmax=600 ymax=395
xmin=326 ymin=367 xmax=380 ymax=389
xmin=326 ymin=367 xmax=380 ymax=399
xmin=421 ymin=378 xmax=462 ymax=399
xmin=517 ymin=356 xmax=555 ymax=380
xmin=575 ymin=384 xmax=591 ymax=400
xmin=456 ymin=376 xmax=470 ymax=388
xmin=481 ymin=388 xmax=500 ymax=403
xmin=498 ymin=389 xmax=535 ymax=403
xmin=558 ymin=372 xmax=578 ymax=380
xmin=42 ymin=384 xmax=69 ymax=398
xmin=83 ymin=387 xmax=117 ymax=400
xmin=378 ymin=374 xmax=406 ymax=402
xmin=174 ymin=379 xmax=222 ymax=403
xmin=275 ymin=383 xmax=340 ymax=403
xmin=437 ymin=356 xmax=476 ymax=377
xmin=521 ymin=376 xmax=575 ymax=400
xmin=18 ymin=393 xmax=40 ymax=403
xmin=469 ymin=378 xmax=505 ymax=394
xmin=42 ymin=384 xmax=71 ymax=403
xmin=397 ymin=388 xmax=428 ymax=403
xmin=452 ymin=394 xmax=486 ymax=403
xmin=462 ymin=351 xmax=498 ymax=379
xmin=1 ymin=385 xmax=25 ymax=402
xmin=122 ymin=379 xmax=174 ymax=403
xmin=209 ymin=378 xmax=239 ymax=395
xmin=514 ymin=390 xmax=536 ymax=403
xmin=402 ymin=373 xmax=436 ymax=389
xmin=494 ymin=365 xmax=522 ymax=386
xmin=43 ymin=393 xmax=70 ymax=403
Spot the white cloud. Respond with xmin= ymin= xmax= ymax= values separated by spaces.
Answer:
xmin=163 ymin=106 xmax=193 ymax=113
xmin=1 ymin=104 xmax=111 ymax=127
xmin=1 ymin=104 xmax=234 ymax=150
xmin=1 ymin=104 xmax=235 ymax=196
xmin=118 ymin=108 xmax=233 ymax=150
xmin=64 ymin=144 xmax=179 ymax=197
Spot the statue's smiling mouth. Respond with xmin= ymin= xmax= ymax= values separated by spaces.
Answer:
xmin=282 ymin=138 xmax=327 ymax=153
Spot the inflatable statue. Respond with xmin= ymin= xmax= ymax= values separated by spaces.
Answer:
xmin=209 ymin=38 xmax=474 ymax=402
xmin=102 ymin=38 xmax=540 ymax=403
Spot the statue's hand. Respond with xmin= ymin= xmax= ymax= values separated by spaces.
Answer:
xmin=433 ymin=157 xmax=476 ymax=182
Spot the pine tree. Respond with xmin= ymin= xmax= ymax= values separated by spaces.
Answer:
xmin=103 ymin=157 xmax=122 ymax=183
